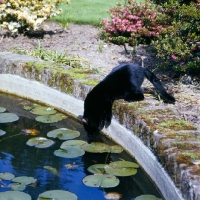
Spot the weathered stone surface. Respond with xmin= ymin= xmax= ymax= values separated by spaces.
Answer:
xmin=0 ymin=52 xmax=200 ymax=199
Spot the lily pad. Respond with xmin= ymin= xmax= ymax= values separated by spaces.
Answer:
xmin=12 ymin=176 xmax=37 ymax=185
xmin=0 ymin=172 xmax=15 ymax=180
xmin=26 ymin=137 xmax=55 ymax=148
xmin=38 ymin=190 xmax=77 ymax=200
xmin=0 ymin=107 xmax=6 ymax=113
xmin=135 ymin=195 xmax=162 ymax=200
xmin=47 ymin=128 xmax=80 ymax=140
xmin=10 ymin=183 xmax=26 ymax=191
xmin=54 ymin=147 xmax=85 ymax=158
xmin=87 ymin=164 xmax=107 ymax=174
xmin=35 ymin=114 xmax=63 ymax=123
xmin=31 ymin=106 xmax=57 ymax=115
xmin=0 ymin=129 xmax=6 ymax=136
xmin=60 ymin=140 xmax=87 ymax=149
xmin=23 ymin=105 xmax=33 ymax=111
xmin=82 ymin=174 xmax=119 ymax=188
xmin=82 ymin=142 xmax=110 ymax=153
xmin=105 ymin=161 xmax=139 ymax=177
xmin=0 ymin=191 xmax=31 ymax=200
xmin=109 ymin=145 xmax=123 ymax=153
xmin=0 ymin=113 xmax=19 ymax=123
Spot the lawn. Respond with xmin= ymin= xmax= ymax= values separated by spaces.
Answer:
xmin=52 ymin=0 xmax=145 ymax=26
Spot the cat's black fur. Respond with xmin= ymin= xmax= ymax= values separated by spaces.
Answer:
xmin=78 ymin=63 xmax=175 ymax=136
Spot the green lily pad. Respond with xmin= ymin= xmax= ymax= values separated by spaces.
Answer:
xmin=26 ymin=137 xmax=55 ymax=148
xmin=60 ymin=140 xmax=87 ymax=149
xmin=0 ymin=107 xmax=6 ymax=113
xmin=87 ymin=164 xmax=107 ymax=174
xmin=135 ymin=195 xmax=162 ymax=200
xmin=31 ymin=106 xmax=57 ymax=115
xmin=109 ymin=145 xmax=123 ymax=153
xmin=0 ymin=113 xmax=19 ymax=123
xmin=0 ymin=129 xmax=6 ymax=136
xmin=0 ymin=191 xmax=31 ymax=200
xmin=82 ymin=142 xmax=110 ymax=153
xmin=35 ymin=114 xmax=63 ymax=123
xmin=105 ymin=161 xmax=139 ymax=177
xmin=47 ymin=128 xmax=80 ymax=140
xmin=12 ymin=176 xmax=37 ymax=185
xmin=38 ymin=190 xmax=77 ymax=200
xmin=0 ymin=172 xmax=15 ymax=180
xmin=54 ymin=147 xmax=85 ymax=158
xmin=23 ymin=105 xmax=33 ymax=111
xmin=82 ymin=174 xmax=119 ymax=188
xmin=10 ymin=183 xmax=26 ymax=191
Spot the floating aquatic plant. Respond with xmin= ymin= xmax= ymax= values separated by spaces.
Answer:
xmin=0 ymin=129 xmax=6 ymax=136
xmin=12 ymin=176 xmax=37 ymax=185
xmin=135 ymin=194 xmax=162 ymax=200
xmin=38 ymin=190 xmax=77 ymax=200
xmin=60 ymin=140 xmax=87 ymax=148
xmin=9 ymin=183 xmax=26 ymax=191
xmin=0 ymin=172 xmax=15 ymax=180
xmin=0 ymin=191 xmax=31 ymax=200
xmin=105 ymin=161 xmax=139 ymax=177
xmin=47 ymin=128 xmax=80 ymax=140
xmin=82 ymin=142 xmax=123 ymax=153
xmin=54 ymin=146 xmax=85 ymax=158
xmin=35 ymin=114 xmax=63 ymax=123
xmin=82 ymin=174 xmax=120 ymax=188
xmin=43 ymin=166 xmax=59 ymax=176
xmin=87 ymin=164 xmax=107 ymax=174
xmin=31 ymin=105 xmax=57 ymax=115
xmin=0 ymin=113 xmax=19 ymax=123
xmin=0 ymin=107 xmax=6 ymax=113
xmin=26 ymin=137 xmax=55 ymax=148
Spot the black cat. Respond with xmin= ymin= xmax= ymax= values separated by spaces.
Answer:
xmin=78 ymin=63 xmax=175 ymax=136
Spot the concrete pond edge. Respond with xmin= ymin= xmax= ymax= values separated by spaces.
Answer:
xmin=0 ymin=52 xmax=199 ymax=199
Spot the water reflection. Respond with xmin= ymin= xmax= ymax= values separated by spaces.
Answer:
xmin=0 ymin=93 xmax=162 ymax=200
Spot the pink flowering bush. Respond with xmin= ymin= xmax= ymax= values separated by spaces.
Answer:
xmin=100 ymin=0 xmax=168 ymax=46
xmin=100 ymin=0 xmax=200 ymax=73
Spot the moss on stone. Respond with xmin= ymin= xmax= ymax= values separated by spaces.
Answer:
xmin=159 ymin=119 xmax=196 ymax=131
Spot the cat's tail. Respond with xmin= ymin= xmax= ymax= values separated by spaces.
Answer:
xmin=144 ymin=68 xmax=175 ymax=103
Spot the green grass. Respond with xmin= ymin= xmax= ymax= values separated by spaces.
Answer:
xmin=52 ymin=0 xmax=144 ymax=26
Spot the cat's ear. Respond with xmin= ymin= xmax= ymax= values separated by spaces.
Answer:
xmin=78 ymin=115 xmax=88 ymax=125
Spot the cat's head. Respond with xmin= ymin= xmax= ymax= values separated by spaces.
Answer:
xmin=78 ymin=115 xmax=105 ymax=136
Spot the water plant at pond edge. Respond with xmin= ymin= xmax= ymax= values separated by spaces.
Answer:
xmin=13 ymin=44 xmax=93 ymax=70
xmin=0 ymin=93 xmax=163 ymax=199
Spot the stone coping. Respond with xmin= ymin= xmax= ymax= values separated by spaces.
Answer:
xmin=0 ymin=52 xmax=199 ymax=199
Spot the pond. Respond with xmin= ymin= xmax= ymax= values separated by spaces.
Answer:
xmin=0 ymin=92 xmax=162 ymax=200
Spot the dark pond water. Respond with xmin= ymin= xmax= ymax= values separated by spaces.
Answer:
xmin=0 ymin=93 xmax=162 ymax=200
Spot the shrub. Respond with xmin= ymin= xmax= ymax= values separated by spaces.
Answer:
xmin=0 ymin=0 xmax=68 ymax=34
xmin=100 ymin=0 xmax=169 ymax=46
xmin=101 ymin=0 xmax=200 ymax=73
xmin=153 ymin=2 xmax=200 ymax=72
xmin=149 ymin=0 xmax=197 ymax=6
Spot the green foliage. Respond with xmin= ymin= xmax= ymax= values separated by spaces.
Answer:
xmin=149 ymin=0 xmax=197 ymax=5
xmin=101 ymin=0 xmax=200 ymax=73
xmin=153 ymin=2 xmax=200 ymax=72
xmin=100 ymin=0 xmax=168 ymax=46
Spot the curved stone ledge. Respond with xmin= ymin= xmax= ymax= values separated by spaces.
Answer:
xmin=0 ymin=52 xmax=199 ymax=199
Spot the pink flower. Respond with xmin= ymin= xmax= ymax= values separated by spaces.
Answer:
xmin=180 ymin=62 xmax=185 ymax=66
xmin=171 ymin=54 xmax=177 ymax=60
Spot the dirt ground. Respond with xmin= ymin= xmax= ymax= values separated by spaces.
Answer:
xmin=0 ymin=21 xmax=200 ymax=131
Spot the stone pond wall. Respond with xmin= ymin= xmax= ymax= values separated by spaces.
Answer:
xmin=1 ymin=52 xmax=200 ymax=200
